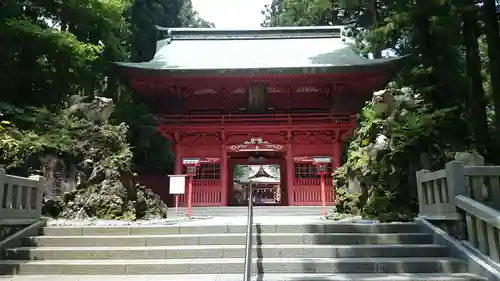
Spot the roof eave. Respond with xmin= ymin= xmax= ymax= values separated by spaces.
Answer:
xmin=156 ymin=25 xmax=347 ymax=32
xmin=155 ymin=25 xmax=345 ymax=39
xmin=111 ymin=56 xmax=408 ymax=77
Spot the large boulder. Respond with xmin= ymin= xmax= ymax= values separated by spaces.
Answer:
xmin=41 ymin=107 xmax=168 ymax=220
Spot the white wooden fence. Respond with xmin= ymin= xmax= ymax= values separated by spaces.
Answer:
xmin=0 ymin=169 xmax=45 ymax=225
xmin=417 ymin=161 xmax=500 ymax=262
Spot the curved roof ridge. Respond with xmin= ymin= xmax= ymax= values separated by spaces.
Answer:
xmin=156 ymin=25 xmax=344 ymax=41
xmin=248 ymin=165 xmax=278 ymax=179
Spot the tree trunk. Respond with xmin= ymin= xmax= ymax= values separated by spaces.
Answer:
xmin=368 ymin=0 xmax=382 ymax=58
xmin=413 ymin=1 xmax=443 ymax=108
xmin=482 ymin=0 xmax=500 ymax=160
xmin=461 ymin=3 xmax=489 ymax=154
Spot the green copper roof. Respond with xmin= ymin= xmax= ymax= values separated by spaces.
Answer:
xmin=114 ymin=26 xmax=404 ymax=74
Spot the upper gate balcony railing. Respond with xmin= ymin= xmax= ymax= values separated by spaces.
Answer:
xmin=158 ymin=113 xmax=356 ymax=131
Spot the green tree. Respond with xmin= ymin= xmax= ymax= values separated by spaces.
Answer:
xmin=0 ymin=0 xmax=130 ymax=107
xmin=127 ymin=0 xmax=184 ymax=62
xmin=180 ymin=0 xmax=215 ymax=28
xmin=482 ymin=0 xmax=500 ymax=150
xmin=460 ymin=0 xmax=489 ymax=154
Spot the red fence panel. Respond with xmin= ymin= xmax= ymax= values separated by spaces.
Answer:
xmin=292 ymin=178 xmax=334 ymax=205
xmin=178 ymin=179 xmax=221 ymax=207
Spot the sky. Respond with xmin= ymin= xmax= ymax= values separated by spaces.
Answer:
xmin=191 ymin=0 xmax=271 ymax=28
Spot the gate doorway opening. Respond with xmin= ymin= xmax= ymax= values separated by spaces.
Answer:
xmin=230 ymin=164 xmax=284 ymax=206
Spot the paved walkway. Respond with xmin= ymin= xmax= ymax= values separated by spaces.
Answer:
xmin=173 ymin=215 xmax=365 ymax=226
xmin=45 ymin=215 xmax=370 ymax=228
xmin=0 ymin=273 xmax=484 ymax=281
xmin=46 ymin=214 xmax=366 ymax=227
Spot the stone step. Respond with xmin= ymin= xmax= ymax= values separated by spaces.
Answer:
xmin=174 ymin=206 xmax=327 ymax=217
xmin=183 ymin=211 xmax=329 ymax=216
xmin=0 ymin=273 xmax=486 ymax=281
xmin=190 ymin=273 xmax=487 ymax=281
xmin=5 ymin=244 xmax=448 ymax=260
xmin=41 ymin=223 xmax=422 ymax=236
xmin=0 ymin=257 xmax=467 ymax=275
xmin=23 ymin=233 xmax=433 ymax=247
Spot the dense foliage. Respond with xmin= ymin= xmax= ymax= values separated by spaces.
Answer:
xmin=263 ymin=0 xmax=500 ymax=220
xmin=0 ymin=103 xmax=169 ymax=219
xmin=0 ymin=0 xmax=213 ymax=219
xmin=333 ymin=90 xmax=466 ymax=221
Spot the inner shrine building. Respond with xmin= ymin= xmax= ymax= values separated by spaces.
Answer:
xmin=114 ymin=26 xmax=404 ymax=207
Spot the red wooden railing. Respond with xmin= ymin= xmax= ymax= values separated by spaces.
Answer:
xmin=179 ymin=179 xmax=221 ymax=206
xmin=193 ymin=179 xmax=220 ymax=187
xmin=159 ymin=113 xmax=355 ymax=127
xmin=294 ymin=178 xmax=333 ymax=186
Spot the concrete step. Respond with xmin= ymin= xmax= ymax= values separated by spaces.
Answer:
xmin=0 ymin=273 xmax=487 ymax=281
xmin=174 ymin=206 xmax=327 ymax=217
xmin=196 ymin=273 xmax=487 ymax=281
xmin=5 ymin=244 xmax=448 ymax=260
xmin=0 ymin=257 xmax=467 ymax=275
xmin=41 ymin=223 xmax=422 ymax=236
xmin=23 ymin=233 xmax=433 ymax=247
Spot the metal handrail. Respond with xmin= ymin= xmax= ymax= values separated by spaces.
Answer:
xmin=243 ymin=181 xmax=254 ymax=281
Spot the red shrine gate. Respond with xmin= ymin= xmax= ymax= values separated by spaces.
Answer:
xmin=114 ymin=26 xmax=405 ymax=207
xmin=160 ymin=129 xmax=351 ymax=207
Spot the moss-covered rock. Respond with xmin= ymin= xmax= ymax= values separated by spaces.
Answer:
xmin=333 ymin=87 xmax=468 ymax=221
xmin=42 ymin=122 xmax=168 ymax=220
xmin=0 ymin=102 xmax=168 ymax=220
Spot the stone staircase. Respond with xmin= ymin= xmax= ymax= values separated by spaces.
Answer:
xmin=0 ymin=221 xmax=485 ymax=280
xmin=176 ymin=206 xmax=326 ymax=217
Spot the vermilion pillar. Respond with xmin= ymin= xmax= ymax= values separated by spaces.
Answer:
xmin=174 ymin=144 xmax=182 ymax=174
xmin=334 ymin=130 xmax=347 ymax=168
xmin=333 ymin=140 xmax=342 ymax=169
xmin=332 ymin=138 xmax=343 ymax=206
xmin=286 ymin=144 xmax=295 ymax=206
xmin=320 ymin=173 xmax=327 ymax=216
xmin=220 ymin=145 xmax=228 ymax=206
xmin=187 ymin=174 xmax=194 ymax=216
xmin=173 ymin=144 xmax=183 ymax=209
